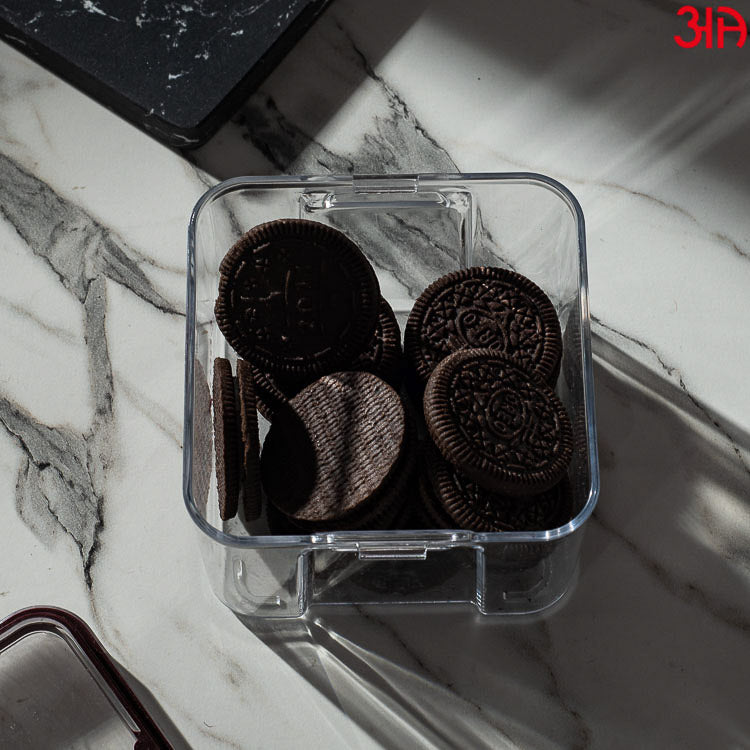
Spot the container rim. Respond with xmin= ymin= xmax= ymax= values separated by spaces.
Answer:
xmin=182 ymin=172 xmax=600 ymax=550
xmin=0 ymin=607 xmax=171 ymax=747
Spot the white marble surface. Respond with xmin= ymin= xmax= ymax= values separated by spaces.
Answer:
xmin=0 ymin=0 xmax=748 ymax=747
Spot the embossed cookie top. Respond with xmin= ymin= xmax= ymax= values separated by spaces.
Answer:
xmin=405 ymin=266 xmax=562 ymax=385
xmin=215 ymin=219 xmax=379 ymax=379
xmin=250 ymin=297 xmax=402 ymax=422
xmin=260 ymin=371 xmax=407 ymax=525
xmin=424 ymin=443 xmax=573 ymax=532
xmin=423 ymin=349 xmax=573 ymax=494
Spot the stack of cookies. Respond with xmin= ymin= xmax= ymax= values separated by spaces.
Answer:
xmin=404 ymin=267 xmax=574 ymax=532
xmin=208 ymin=218 xmax=574 ymax=534
xmin=211 ymin=218 xmax=408 ymax=531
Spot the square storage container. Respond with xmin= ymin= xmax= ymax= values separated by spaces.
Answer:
xmin=183 ymin=173 xmax=600 ymax=618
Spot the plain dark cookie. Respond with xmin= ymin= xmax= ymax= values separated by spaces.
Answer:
xmin=236 ymin=360 xmax=262 ymax=521
xmin=191 ymin=359 xmax=213 ymax=515
xmin=424 ymin=442 xmax=573 ymax=532
xmin=424 ymin=349 xmax=573 ymax=495
xmin=212 ymin=357 xmax=240 ymax=521
xmin=404 ymin=266 xmax=562 ymax=387
xmin=215 ymin=219 xmax=380 ymax=380
xmin=261 ymin=371 xmax=407 ymax=529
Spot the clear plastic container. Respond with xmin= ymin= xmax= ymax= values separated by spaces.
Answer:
xmin=183 ymin=173 xmax=600 ymax=618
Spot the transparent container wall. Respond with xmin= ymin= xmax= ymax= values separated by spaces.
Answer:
xmin=186 ymin=174 xmax=598 ymax=618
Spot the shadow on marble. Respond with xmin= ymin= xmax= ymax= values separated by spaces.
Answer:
xmin=238 ymin=343 xmax=749 ymax=749
xmin=192 ymin=0 xmax=750 ymax=207
xmin=190 ymin=0 xmax=431 ymax=178
xmin=584 ymin=338 xmax=750 ymax=618
xmin=592 ymin=330 xmax=750 ymax=470
xmin=418 ymin=0 xmax=750 ymax=189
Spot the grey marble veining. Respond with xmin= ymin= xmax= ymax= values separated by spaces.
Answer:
xmin=201 ymin=20 xmax=518 ymax=299
xmin=0 ymin=153 xmax=179 ymax=315
xmin=0 ymin=150 xmax=183 ymax=595
xmin=233 ymin=21 xmax=457 ymax=176
xmin=5 ymin=398 xmax=101 ymax=586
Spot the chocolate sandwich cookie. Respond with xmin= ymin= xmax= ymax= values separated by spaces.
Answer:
xmin=260 ymin=371 xmax=408 ymax=530
xmin=273 ymin=430 xmax=413 ymax=533
xmin=417 ymin=469 xmax=455 ymax=530
xmin=215 ymin=219 xmax=380 ymax=380
xmin=404 ymin=266 xmax=562 ymax=387
xmin=250 ymin=365 xmax=300 ymax=422
xmin=424 ymin=349 xmax=573 ymax=495
xmin=350 ymin=297 xmax=403 ymax=387
xmin=212 ymin=357 xmax=241 ymax=521
xmin=191 ymin=359 xmax=213 ymax=515
xmin=418 ymin=445 xmax=566 ymax=573
xmin=251 ymin=298 xmax=402 ymax=422
xmin=236 ymin=359 xmax=262 ymax=521
xmin=424 ymin=443 xmax=573 ymax=532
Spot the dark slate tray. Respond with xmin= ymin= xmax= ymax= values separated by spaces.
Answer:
xmin=0 ymin=0 xmax=329 ymax=148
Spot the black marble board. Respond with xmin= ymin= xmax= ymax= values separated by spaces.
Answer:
xmin=0 ymin=0 xmax=330 ymax=148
